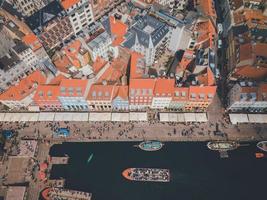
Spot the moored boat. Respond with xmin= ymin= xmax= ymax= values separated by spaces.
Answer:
xmin=87 ymin=153 xmax=94 ymax=164
xmin=255 ymin=153 xmax=264 ymax=159
xmin=122 ymin=168 xmax=170 ymax=182
xmin=138 ymin=141 xmax=163 ymax=151
xmin=257 ymin=141 xmax=267 ymax=152
xmin=207 ymin=141 xmax=239 ymax=151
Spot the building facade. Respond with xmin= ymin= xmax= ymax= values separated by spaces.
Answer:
xmin=61 ymin=0 xmax=94 ymax=35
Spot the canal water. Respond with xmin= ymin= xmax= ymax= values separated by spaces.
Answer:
xmin=49 ymin=142 xmax=267 ymax=200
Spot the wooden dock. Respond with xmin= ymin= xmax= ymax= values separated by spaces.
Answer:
xmin=50 ymin=156 xmax=69 ymax=165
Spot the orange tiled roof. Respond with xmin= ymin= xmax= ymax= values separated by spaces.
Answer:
xmin=234 ymin=65 xmax=267 ymax=79
xmin=63 ymin=40 xmax=82 ymax=68
xmin=33 ymin=85 xmax=60 ymax=102
xmin=129 ymin=79 xmax=156 ymax=93
xmin=98 ymin=58 xmax=128 ymax=82
xmin=189 ymin=85 xmax=217 ymax=101
xmin=53 ymin=55 xmax=72 ymax=73
xmin=92 ymin=57 xmax=108 ymax=74
xmin=59 ymin=79 xmax=88 ymax=97
xmin=116 ymin=85 xmax=128 ymax=100
xmin=153 ymin=79 xmax=175 ymax=96
xmin=22 ymin=33 xmax=42 ymax=51
xmin=196 ymin=0 xmax=217 ymax=18
xmin=87 ymin=84 xmax=116 ymax=101
xmin=109 ymin=16 xmax=128 ymax=38
xmin=61 ymin=0 xmax=80 ymax=10
xmin=173 ymin=87 xmax=189 ymax=101
xmin=49 ymin=74 xmax=66 ymax=85
xmin=0 ymin=71 xmax=46 ymax=101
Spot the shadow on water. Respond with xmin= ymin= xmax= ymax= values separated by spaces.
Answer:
xmin=48 ymin=142 xmax=267 ymax=200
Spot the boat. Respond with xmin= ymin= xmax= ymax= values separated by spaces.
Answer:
xmin=122 ymin=168 xmax=170 ymax=182
xmin=87 ymin=153 xmax=93 ymax=164
xmin=138 ymin=141 xmax=164 ymax=151
xmin=207 ymin=141 xmax=239 ymax=151
xmin=256 ymin=141 xmax=267 ymax=152
xmin=255 ymin=153 xmax=264 ymax=159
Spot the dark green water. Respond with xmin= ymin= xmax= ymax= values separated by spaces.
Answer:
xmin=49 ymin=142 xmax=267 ymax=200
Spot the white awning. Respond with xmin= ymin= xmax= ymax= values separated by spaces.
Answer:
xmin=54 ymin=113 xmax=73 ymax=121
xmin=195 ymin=113 xmax=208 ymax=122
xmin=38 ymin=112 xmax=55 ymax=121
xmin=111 ymin=112 xmax=129 ymax=122
xmin=129 ymin=112 xmax=148 ymax=121
xmin=159 ymin=113 xmax=169 ymax=122
xmin=0 ymin=113 xmax=6 ymax=121
xmin=229 ymin=114 xmax=249 ymax=124
xmin=184 ymin=113 xmax=196 ymax=122
xmin=168 ymin=113 xmax=178 ymax=122
xmin=177 ymin=113 xmax=185 ymax=122
xmin=71 ymin=113 xmax=89 ymax=121
xmin=248 ymin=114 xmax=267 ymax=123
xmin=89 ymin=112 xmax=111 ymax=121
xmin=19 ymin=113 xmax=39 ymax=121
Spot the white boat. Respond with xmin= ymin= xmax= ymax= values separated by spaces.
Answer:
xmin=257 ymin=141 xmax=267 ymax=152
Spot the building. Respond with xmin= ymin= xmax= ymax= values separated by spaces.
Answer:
xmin=86 ymin=29 xmax=112 ymax=61
xmin=123 ymin=14 xmax=169 ymax=66
xmin=25 ymin=1 xmax=74 ymax=51
xmin=112 ymin=85 xmax=129 ymax=110
xmin=90 ymin=0 xmax=124 ymax=20
xmin=9 ymin=0 xmax=46 ymax=17
xmin=150 ymin=10 xmax=192 ymax=53
xmin=0 ymin=70 xmax=46 ymax=109
xmin=87 ymin=83 xmax=117 ymax=110
xmin=129 ymin=79 xmax=156 ymax=110
xmin=57 ymin=79 xmax=89 ymax=110
xmin=53 ymin=39 xmax=91 ymax=75
xmin=228 ymin=82 xmax=267 ymax=113
xmin=12 ymin=40 xmax=38 ymax=68
xmin=152 ymin=79 xmax=174 ymax=109
xmin=61 ymin=0 xmax=94 ymax=35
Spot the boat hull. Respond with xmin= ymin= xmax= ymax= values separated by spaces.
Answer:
xmin=257 ymin=141 xmax=267 ymax=152
xmin=207 ymin=141 xmax=239 ymax=151
xmin=122 ymin=168 xmax=170 ymax=182
xmin=138 ymin=141 xmax=163 ymax=151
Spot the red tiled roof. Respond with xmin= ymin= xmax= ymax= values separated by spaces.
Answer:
xmin=22 ymin=33 xmax=42 ymax=51
xmin=59 ymin=79 xmax=88 ymax=97
xmin=53 ymin=55 xmax=72 ymax=73
xmin=49 ymin=74 xmax=66 ymax=85
xmin=153 ymin=79 xmax=175 ymax=96
xmin=61 ymin=0 xmax=80 ymax=10
xmin=115 ymin=85 xmax=128 ymax=100
xmin=33 ymin=85 xmax=60 ymax=102
xmin=92 ymin=57 xmax=108 ymax=74
xmin=129 ymin=79 xmax=156 ymax=95
xmin=87 ymin=84 xmax=116 ymax=101
xmin=109 ymin=16 xmax=128 ymax=38
xmin=0 ymin=71 xmax=46 ymax=101
xmin=189 ymin=85 xmax=217 ymax=101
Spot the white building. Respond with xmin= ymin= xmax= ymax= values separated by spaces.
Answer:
xmin=86 ymin=30 xmax=112 ymax=61
xmin=12 ymin=40 xmax=38 ymax=68
xmin=9 ymin=0 xmax=46 ymax=16
xmin=61 ymin=0 xmax=94 ymax=35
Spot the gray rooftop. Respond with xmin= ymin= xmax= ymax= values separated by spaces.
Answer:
xmin=0 ymin=51 xmax=21 ymax=71
xmin=123 ymin=14 xmax=169 ymax=49
xmin=87 ymin=31 xmax=110 ymax=50
xmin=13 ymin=40 xmax=29 ymax=54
